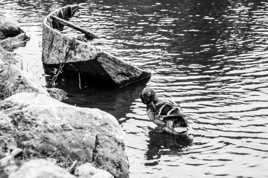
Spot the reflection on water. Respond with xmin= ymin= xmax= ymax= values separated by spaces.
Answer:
xmin=146 ymin=130 xmax=193 ymax=161
xmin=63 ymin=81 xmax=147 ymax=119
xmin=1 ymin=0 xmax=268 ymax=177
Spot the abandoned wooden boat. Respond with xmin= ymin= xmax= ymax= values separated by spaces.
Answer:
xmin=42 ymin=5 xmax=151 ymax=88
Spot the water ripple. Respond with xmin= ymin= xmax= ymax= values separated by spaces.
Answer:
xmin=1 ymin=0 xmax=268 ymax=177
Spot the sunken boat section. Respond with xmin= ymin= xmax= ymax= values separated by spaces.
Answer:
xmin=42 ymin=5 xmax=151 ymax=88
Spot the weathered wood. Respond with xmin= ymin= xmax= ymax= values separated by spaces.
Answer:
xmin=42 ymin=5 xmax=101 ymax=64
xmin=95 ymin=52 xmax=151 ymax=87
xmin=51 ymin=15 xmax=97 ymax=40
xmin=42 ymin=5 xmax=151 ymax=88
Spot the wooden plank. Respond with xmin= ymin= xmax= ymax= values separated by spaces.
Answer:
xmin=42 ymin=21 xmax=101 ymax=65
xmin=51 ymin=15 xmax=97 ymax=40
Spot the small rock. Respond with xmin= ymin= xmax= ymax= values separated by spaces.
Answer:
xmin=0 ymin=33 xmax=29 ymax=51
xmin=9 ymin=159 xmax=76 ymax=178
xmin=0 ymin=148 xmax=22 ymax=178
xmin=47 ymin=87 xmax=68 ymax=101
xmin=0 ymin=16 xmax=24 ymax=40
xmin=75 ymin=163 xmax=114 ymax=178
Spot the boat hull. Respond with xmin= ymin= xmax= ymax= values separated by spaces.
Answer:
xmin=42 ymin=5 xmax=151 ymax=88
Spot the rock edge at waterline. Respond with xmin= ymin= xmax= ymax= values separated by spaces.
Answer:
xmin=0 ymin=16 xmax=129 ymax=178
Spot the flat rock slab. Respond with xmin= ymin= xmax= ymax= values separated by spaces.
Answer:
xmin=0 ymin=92 xmax=129 ymax=178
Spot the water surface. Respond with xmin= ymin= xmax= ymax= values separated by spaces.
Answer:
xmin=1 ymin=0 xmax=268 ymax=177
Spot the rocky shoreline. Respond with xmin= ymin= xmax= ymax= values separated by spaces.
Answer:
xmin=0 ymin=16 xmax=129 ymax=178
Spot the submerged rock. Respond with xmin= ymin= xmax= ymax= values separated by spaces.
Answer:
xmin=0 ymin=16 xmax=24 ymax=40
xmin=9 ymin=159 xmax=76 ymax=178
xmin=75 ymin=162 xmax=114 ymax=178
xmin=0 ymin=92 xmax=129 ymax=178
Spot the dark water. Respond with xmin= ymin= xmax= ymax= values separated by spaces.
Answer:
xmin=1 ymin=0 xmax=268 ymax=177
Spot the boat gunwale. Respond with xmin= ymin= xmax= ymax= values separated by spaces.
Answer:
xmin=43 ymin=5 xmax=89 ymax=45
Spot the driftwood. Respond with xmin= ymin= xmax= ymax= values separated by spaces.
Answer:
xmin=42 ymin=5 xmax=151 ymax=88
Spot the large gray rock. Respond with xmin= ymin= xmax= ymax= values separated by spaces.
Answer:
xmin=9 ymin=159 xmax=76 ymax=178
xmin=0 ymin=92 xmax=129 ymax=178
